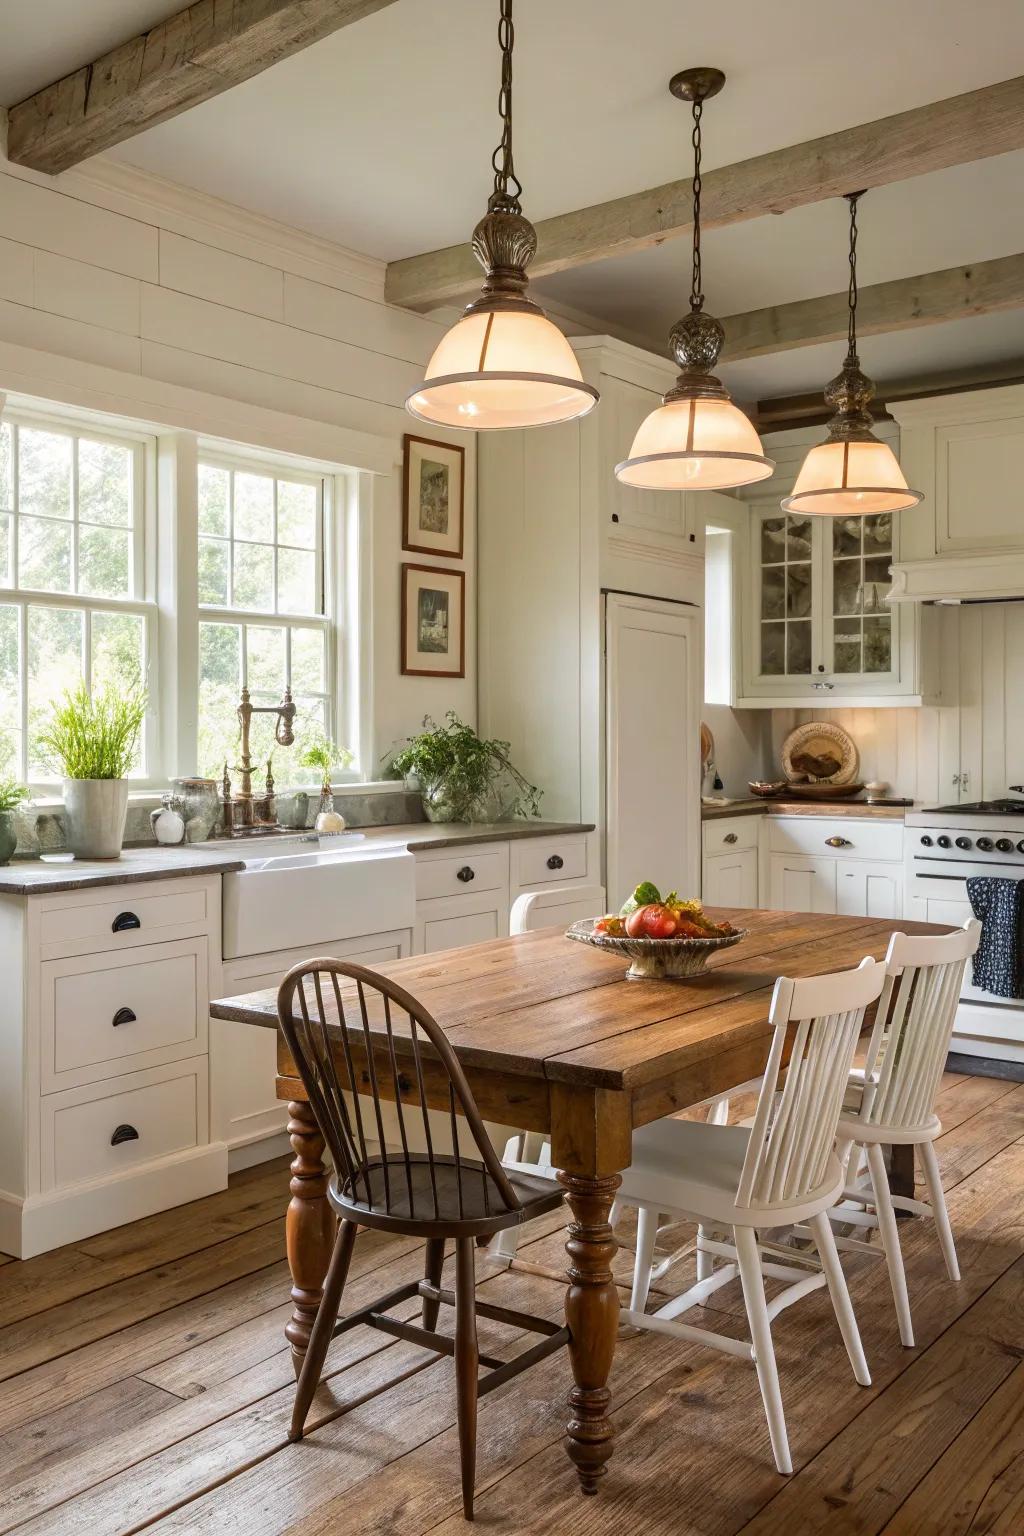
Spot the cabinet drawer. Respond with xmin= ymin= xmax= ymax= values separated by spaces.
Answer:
xmin=38 ymin=879 xmax=212 ymax=959
xmin=41 ymin=938 xmax=208 ymax=1092
xmin=42 ymin=1060 xmax=205 ymax=1192
xmin=514 ymin=836 xmax=587 ymax=886
xmin=703 ymin=818 xmax=760 ymax=856
xmin=415 ymin=846 xmax=508 ymax=901
xmin=767 ymin=816 xmax=903 ymax=863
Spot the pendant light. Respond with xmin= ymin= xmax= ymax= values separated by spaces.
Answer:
xmin=406 ymin=0 xmax=598 ymax=431
xmin=782 ymin=193 xmax=922 ymax=517
xmin=615 ymin=68 xmax=772 ymax=491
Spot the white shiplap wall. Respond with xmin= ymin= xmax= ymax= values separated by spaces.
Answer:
xmin=771 ymin=602 xmax=1024 ymax=802
xmin=0 ymin=147 xmax=476 ymax=765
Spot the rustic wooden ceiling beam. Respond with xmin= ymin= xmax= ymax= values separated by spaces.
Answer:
xmin=6 ymin=0 xmax=401 ymax=176
xmin=722 ymin=250 xmax=1024 ymax=362
xmin=386 ymin=74 xmax=1024 ymax=312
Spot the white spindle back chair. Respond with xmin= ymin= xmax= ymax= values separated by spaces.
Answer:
xmin=829 ymin=919 xmax=981 ymax=1347
xmin=616 ymin=955 xmax=885 ymax=1474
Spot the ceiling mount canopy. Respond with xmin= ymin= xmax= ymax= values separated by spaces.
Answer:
xmin=615 ymin=67 xmax=773 ymax=492
xmin=783 ymin=192 xmax=923 ymax=517
xmin=405 ymin=0 xmax=598 ymax=432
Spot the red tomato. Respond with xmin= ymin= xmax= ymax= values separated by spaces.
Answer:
xmin=625 ymin=904 xmax=678 ymax=940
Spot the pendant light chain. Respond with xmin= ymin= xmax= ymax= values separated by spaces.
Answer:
xmin=689 ymin=97 xmax=704 ymax=312
xmin=490 ymin=0 xmax=523 ymax=213
xmin=844 ymin=190 xmax=863 ymax=361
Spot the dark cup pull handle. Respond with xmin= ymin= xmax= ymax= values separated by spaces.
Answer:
xmin=457 ymin=866 xmax=475 ymax=883
xmin=112 ymin=911 xmax=141 ymax=933
xmin=546 ymin=854 xmax=564 ymax=870
xmin=723 ymin=833 xmax=738 ymax=845
xmin=110 ymin=1124 xmax=139 ymax=1146
xmin=112 ymin=1007 xmax=137 ymax=1027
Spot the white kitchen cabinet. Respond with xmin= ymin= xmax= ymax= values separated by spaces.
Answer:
xmin=479 ymin=336 xmax=718 ymax=901
xmin=703 ymin=848 xmax=758 ymax=908
xmin=214 ymin=926 xmax=414 ymax=1165
xmin=0 ymin=875 xmax=226 ymax=1259
xmin=766 ymin=815 xmax=904 ymax=920
xmin=889 ymin=385 xmax=1024 ymax=601
xmin=701 ymin=816 xmax=759 ymax=909
xmin=768 ymin=853 xmax=838 ymax=914
xmin=733 ymin=425 xmax=934 ymax=707
xmin=836 ymin=861 xmax=902 ymax=919
xmin=606 ymin=593 xmax=701 ymax=904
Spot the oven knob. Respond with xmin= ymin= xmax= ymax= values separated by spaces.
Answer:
xmin=1017 ymin=840 xmax=1024 ymax=854
xmin=976 ymin=836 xmax=994 ymax=852
xmin=936 ymin=835 xmax=952 ymax=849
xmin=919 ymin=835 xmax=933 ymax=847
xmin=997 ymin=838 xmax=1014 ymax=853
xmin=955 ymin=836 xmax=972 ymax=851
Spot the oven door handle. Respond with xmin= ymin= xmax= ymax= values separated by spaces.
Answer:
xmin=911 ymin=870 xmax=972 ymax=882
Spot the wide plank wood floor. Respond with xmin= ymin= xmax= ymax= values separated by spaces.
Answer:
xmin=1 ymin=1068 xmax=1022 ymax=1535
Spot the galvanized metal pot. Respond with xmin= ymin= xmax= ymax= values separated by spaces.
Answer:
xmin=63 ymin=779 xmax=129 ymax=859
xmin=0 ymin=811 xmax=16 ymax=866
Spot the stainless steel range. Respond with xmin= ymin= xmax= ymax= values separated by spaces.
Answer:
xmin=906 ymin=789 xmax=1024 ymax=1064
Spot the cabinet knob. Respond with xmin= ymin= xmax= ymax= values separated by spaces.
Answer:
xmin=723 ymin=832 xmax=738 ymax=845
xmin=456 ymin=865 xmax=475 ymax=883
xmin=111 ymin=911 xmax=141 ymax=933
xmin=110 ymin=1124 xmax=139 ymax=1147
xmin=826 ymin=835 xmax=852 ymax=848
xmin=111 ymin=1006 xmax=137 ymax=1027
xmin=546 ymin=854 xmax=564 ymax=870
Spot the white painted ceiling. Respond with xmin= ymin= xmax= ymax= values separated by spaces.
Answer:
xmin=4 ymin=0 xmax=1024 ymax=398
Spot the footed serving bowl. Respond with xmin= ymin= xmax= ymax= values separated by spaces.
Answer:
xmin=566 ymin=918 xmax=747 ymax=981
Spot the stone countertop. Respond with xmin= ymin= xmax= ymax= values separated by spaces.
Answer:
xmin=0 ymin=845 xmax=247 ymax=895
xmin=0 ymin=820 xmax=594 ymax=895
xmin=701 ymin=798 xmax=911 ymax=822
xmin=336 ymin=820 xmax=594 ymax=852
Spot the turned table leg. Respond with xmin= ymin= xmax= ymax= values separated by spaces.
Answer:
xmin=285 ymin=1100 xmax=335 ymax=1377
xmin=559 ymin=1170 xmax=622 ymax=1494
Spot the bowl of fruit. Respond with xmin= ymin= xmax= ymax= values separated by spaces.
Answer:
xmin=567 ymin=883 xmax=746 ymax=981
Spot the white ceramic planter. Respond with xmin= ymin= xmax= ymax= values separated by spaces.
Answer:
xmin=63 ymin=778 xmax=130 ymax=859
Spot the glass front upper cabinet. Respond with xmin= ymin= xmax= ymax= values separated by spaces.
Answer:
xmin=744 ymin=503 xmax=905 ymax=700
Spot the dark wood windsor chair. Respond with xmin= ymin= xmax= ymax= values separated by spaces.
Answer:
xmin=277 ymin=957 xmax=570 ymax=1520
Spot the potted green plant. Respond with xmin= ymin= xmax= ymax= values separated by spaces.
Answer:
xmin=384 ymin=713 xmax=541 ymax=824
xmin=297 ymin=733 xmax=354 ymax=828
xmin=38 ymin=681 xmax=147 ymax=859
xmin=0 ymin=776 xmax=29 ymax=866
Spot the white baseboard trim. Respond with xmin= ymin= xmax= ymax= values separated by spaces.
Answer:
xmin=228 ymin=1133 xmax=292 ymax=1173
xmin=0 ymin=1143 xmax=229 ymax=1260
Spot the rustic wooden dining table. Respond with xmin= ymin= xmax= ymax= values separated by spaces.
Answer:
xmin=210 ymin=906 xmax=950 ymax=1496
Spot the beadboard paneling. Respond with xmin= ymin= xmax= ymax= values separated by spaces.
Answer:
xmin=771 ymin=602 xmax=1024 ymax=802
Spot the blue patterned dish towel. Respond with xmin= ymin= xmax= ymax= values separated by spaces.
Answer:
xmin=967 ymin=876 xmax=1024 ymax=1000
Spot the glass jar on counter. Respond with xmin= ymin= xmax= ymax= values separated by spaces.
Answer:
xmin=172 ymin=777 xmax=221 ymax=842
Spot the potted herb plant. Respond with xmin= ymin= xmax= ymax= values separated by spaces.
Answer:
xmin=384 ymin=713 xmax=541 ymax=824
xmin=38 ymin=681 xmax=147 ymax=859
xmin=0 ymin=775 xmax=29 ymax=866
xmin=297 ymin=733 xmax=354 ymax=829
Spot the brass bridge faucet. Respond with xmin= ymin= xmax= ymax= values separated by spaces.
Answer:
xmin=221 ymin=686 xmax=296 ymax=834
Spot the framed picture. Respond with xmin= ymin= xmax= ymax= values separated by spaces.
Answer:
xmin=401 ymin=563 xmax=466 ymax=678
xmin=402 ymin=433 xmax=465 ymax=558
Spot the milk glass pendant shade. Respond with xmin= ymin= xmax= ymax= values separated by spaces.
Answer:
xmin=784 ymin=194 xmax=922 ymax=517
xmin=406 ymin=1 xmax=598 ymax=432
xmin=616 ymin=68 xmax=772 ymax=491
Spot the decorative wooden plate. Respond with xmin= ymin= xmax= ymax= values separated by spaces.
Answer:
xmin=566 ymin=918 xmax=747 ymax=981
xmin=781 ymin=720 xmax=859 ymax=785
xmin=783 ymin=780 xmax=865 ymax=800
xmin=700 ymin=721 xmax=714 ymax=773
